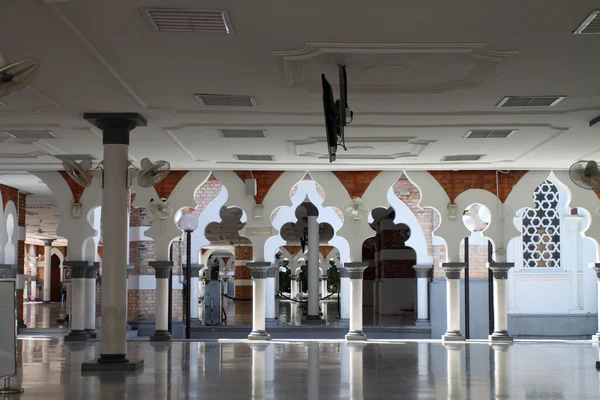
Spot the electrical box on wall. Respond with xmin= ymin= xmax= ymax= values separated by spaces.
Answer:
xmin=245 ymin=179 xmax=257 ymax=196
xmin=71 ymin=203 xmax=81 ymax=219
xmin=448 ymin=203 xmax=457 ymax=221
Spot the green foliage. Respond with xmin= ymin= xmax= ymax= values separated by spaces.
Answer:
xmin=279 ymin=268 xmax=291 ymax=292
xmin=327 ymin=266 xmax=340 ymax=292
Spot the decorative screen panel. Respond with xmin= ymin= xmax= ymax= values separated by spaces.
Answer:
xmin=522 ymin=180 xmax=561 ymax=268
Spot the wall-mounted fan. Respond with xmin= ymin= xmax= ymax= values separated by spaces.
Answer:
xmin=569 ymin=160 xmax=600 ymax=190
xmin=36 ymin=219 xmax=44 ymax=234
xmin=136 ymin=158 xmax=170 ymax=188
xmin=343 ymin=197 xmax=369 ymax=221
xmin=62 ymin=158 xmax=94 ymax=188
xmin=148 ymin=197 xmax=173 ymax=220
xmin=0 ymin=51 xmax=40 ymax=99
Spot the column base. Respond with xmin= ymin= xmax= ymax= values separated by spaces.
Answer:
xmin=489 ymin=331 xmax=513 ymax=343
xmin=442 ymin=331 xmax=465 ymax=342
xmin=64 ymin=330 xmax=89 ymax=342
xmin=247 ymin=330 xmax=271 ymax=341
xmin=345 ymin=330 xmax=367 ymax=341
xmin=415 ymin=319 xmax=430 ymax=328
xmin=150 ymin=330 xmax=172 ymax=342
xmin=85 ymin=329 xmax=97 ymax=339
xmin=82 ymin=354 xmax=144 ymax=372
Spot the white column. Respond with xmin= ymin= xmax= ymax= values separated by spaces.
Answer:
xmin=64 ymin=262 xmax=89 ymax=341
xmin=307 ymin=212 xmax=320 ymax=319
xmin=442 ymin=263 xmax=466 ymax=342
xmin=345 ymin=262 xmax=369 ymax=341
xmin=492 ymin=344 xmax=511 ymax=399
xmin=307 ymin=342 xmax=320 ymax=400
xmin=348 ymin=342 xmax=366 ymax=400
xmin=247 ymin=262 xmax=271 ymax=340
xmin=190 ymin=265 xmax=201 ymax=319
xmin=250 ymin=343 xmax=268 ymax=399
xmin=82 ymin=112 xmax=146 ymax=370
xmin=444 ymin=343 xmax=463 ymax=399
xmin=290 ymin=275 xmax=297 ymax=298
xmin=150 ymin=261 xmax=173 ymax=341
xmin=593 ymin=264 xmax=600 ymax=342
xmin=413 ymin=265 xmax=433 ymax=326
xmin=265 ymin=267 xmax=276 ymax=322
xmin=564 ymin=216 xmax=583 ymax=311
xmin=340 ymin=268 xmax=350 ymax=321
xmin=321 ymin=275 xmax=328 ymax=297
xmin=488 ymin=262 xmax=514 ymax=342
xmin=42 ymin=239 xmax=53 ymax=303
xmin=84 ymin=263 xmax=100 ymax=338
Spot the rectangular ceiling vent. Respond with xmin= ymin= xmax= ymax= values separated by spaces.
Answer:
xmin=54 ymin=154 xmax=96 ymax=161
xmin=195 ymin=94 xmax=257 ymax=107
xmin=441 ymin=155 xmax=485 ymax=162
xmin=219 ymin=129 xmax=266 ymax=138
xmin=234 ymin=154 xmax=274 ymax=162
xmin=574 ymin=10 xmax=600 ymax=34
xmin=0 ymin=130 xmax=57 ymax=139
xmin=497 ymin=96 xmax=565 ymax=107
xmin=464 ymin=129 xmax=515 ymax=139
xmin=140 ymin=8 xmax=233 ymax=34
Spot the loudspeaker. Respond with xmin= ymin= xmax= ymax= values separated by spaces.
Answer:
xmin=245 ymin=179 xmax=257 ymax=196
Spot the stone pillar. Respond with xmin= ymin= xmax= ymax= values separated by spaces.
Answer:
xmin=190 ymin=264 xmax=201 ymax=320
xmin=339 ymin=267 xmax=350 ymax=323
xmin=344 ymin=262 xmax=369 ymax=341
xmin=265 ymin=267 xmax=276 ymax=325
xmin=348 ymin=342 xmax=366 ymax=400
xmin=247 ymin=262 xmax=271 ymax=340
xmin=492 ymin=343 xmax=511 ymax=399
xmin=594 ymin=264 xmax=600 ymax=342
xmin=321 ymin=274 xmax=328 ymax=297
xmin=64 ymin=261 xmax=89 ymax=342
xmin=413 ymin=265 xmax=433 ymax=327
xmin=82 ymin=112 xmax=146 ymax=371
xmin=487 ymin=262 xmax=514 ymax=342
xmin=444 ymin=343 xmax=464 ymax=399
xmin=290 ymin=275 xmax=297 ymax=298
xmin=84 ymin=262 xmax=100 ymax=338
xmin=150 ymin=261 xmax=173 ymax=341
xmin=442 ymin=262 xmax=466 ymax=342
xmin=307 ymin=209 xmax=320 ymax=319
xmin=42 ymin=239 xmax=54 ymax=303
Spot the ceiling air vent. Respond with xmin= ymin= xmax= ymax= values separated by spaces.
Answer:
xmin=441 ymin=155 xmax=485 ymax=162
xmin=0 ymin=130 xmax=57 ymax=139
xmin=54 ymin=154 xmax=97 ymax=161
xmin=497 ymin=96 xmax=565 ymax=107
xmin=195 ymin=94 xmax=257 ymax=107
xmin=464 ymin=129 xmax=515 ymax=139
xmin=574 ymin=10 xmax=600 ymax=34
xmin=140 ymin=8 xmax=233 ymax=34
xmin=234 ymin=154 xmax=274 ymax=162
xmin=219 ymin=129 xmax=266 ymax=139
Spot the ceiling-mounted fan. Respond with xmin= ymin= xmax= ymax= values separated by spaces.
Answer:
xmin=0 ymin=50 xmax=40 ymax=99
xmin=133 ymin=158 xmax=170 ymax=188
xmin=569 ymin=160 xmax=600 ymax=190
xmin=148 ymin=198 xmax=173 ymax=220
xmin=36 ymin=219 xmax=44 ymax=234
xmin=62 ymin=158 xmax=94 ymax=188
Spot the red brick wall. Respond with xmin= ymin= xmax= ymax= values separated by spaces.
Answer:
xmin=194 ymin=178 xmax=222 ymax=215
xmin=59 ymin=171 xmax=88 ymax=203
xmin=428 ymin=170 xmax=528 ymax=203
xmin=381 ymin=259 xmax=416 ymax=279
xmin=234 ymin=171 xmax=285 ymax=205
xmin=17 ymin=192 xmax=25 ymax=323
xmin=332 ymin=171 xmax=382 ymax=198
xmin=155 ymin=171 xmax=189 ymax=199
xmin=0 ymin=184 xmax=18 ymax=210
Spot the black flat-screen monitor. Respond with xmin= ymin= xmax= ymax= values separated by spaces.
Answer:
xmin=322 ymin=74 xmax=338 ymax=162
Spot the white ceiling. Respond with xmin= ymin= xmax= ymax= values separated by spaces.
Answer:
xmin=1 ymin=0 xmax=600 ymax=185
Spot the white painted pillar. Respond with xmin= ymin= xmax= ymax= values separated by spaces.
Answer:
xmin=190 ymin=265 xmax=201 ymax=319
xmin=565 ymin=216 xmax=583 ymax=312
xmin=413 ymin=265 xmax=433 ymax=326
xmin=488 ymin=262 xmax=514 ymax=342
xmin=321 ymin=274 xmax=328 ymax=297
xmin=442 ymin=263 xmax=466 ymax=342
xmin=593 ymin=264 xmax=600 ymax=341
xmin=42 ymin=239 xmax=53 ymax=303
xmin=64 ymin=262 xmax=89 ymax=341
xmin=247 ymin=262 xmax=271 ymax=340
xmin=82 ymin=112 xmax=146 ymax=369
xmin=444 ymin=343 xmax=463 ymax=399
xmin=492 ymin=344 xmax=511 ymax=399
xmin=307 ymin=212 xmax=320 ymax=319
xmin=290 ymin=275 xmax=297 ymax=298
xmin=339 ymin=268 xmax=350 ymax=321
xmin=150 ymin=261 xmax=173 ymax=341
xmin=250 ymin=343 xmax=269 ymax=399
xmin=84 ymin=263 xmax=100 ymax=338
xmin=265 ymin=267 xmax=276 ymax=322
xmin=348 ymin=342 xmax=366 ymax=400
xmin=345 ymin=262 xmax=369 ymax=341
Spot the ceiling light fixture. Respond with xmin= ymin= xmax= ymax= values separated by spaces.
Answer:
xmin=574 ymin=10 xmax=600 ymax=34
xmin=496 ymin=96 xmax=565 ymax=108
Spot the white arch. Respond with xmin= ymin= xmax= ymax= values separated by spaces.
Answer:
xmin=3 ymin=200 xmax=17 ymax=264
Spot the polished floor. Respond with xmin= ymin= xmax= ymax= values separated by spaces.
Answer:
xmin=9 ymin=339 xmax=600 ymax=399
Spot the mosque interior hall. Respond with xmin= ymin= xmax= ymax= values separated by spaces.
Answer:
xmin=2 ymin=1 xmax=600 ymax=398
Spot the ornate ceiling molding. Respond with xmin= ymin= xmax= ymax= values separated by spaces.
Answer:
xmin=272 ymin=42 xmax=519 ymax=94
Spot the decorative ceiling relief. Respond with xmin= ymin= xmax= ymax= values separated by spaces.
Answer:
xmin=287 ymin=136 xmax=435 ymax=160
xmin=272 ymin=43 xmax=519 ymax=94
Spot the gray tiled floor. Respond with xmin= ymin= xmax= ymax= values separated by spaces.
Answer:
xmin=10 ymin=339 xmax=600 ymax=399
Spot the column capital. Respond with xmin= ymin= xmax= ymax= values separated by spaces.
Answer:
xmin=413 ymin=265 xmax=433 ymax=278
xmin=150 ymin=261 xmax=174 ymax=279
xmin=266 ymin=266 xmax=279 ymax=278
xmin=85 ymin=263 xmax=101 ymax=279
xmin=63 ymin=261 xmax=93 ymax=278
xmin=441 ymin=262 xmax=466 ymax=280
xmin=246 ymin=262 xmax=272 ymax=279
xmin=84 ymin=112 xmax=147 ymax=145
xmin=42 ymin=239 xmax=55 ymax=247
xmin=487 ymin=262 xmax=514 ymax=279
xmin=343 ymin=262 xmax=370 ymax=279
xmin=338 ymin=267 xmax=349 ymax=278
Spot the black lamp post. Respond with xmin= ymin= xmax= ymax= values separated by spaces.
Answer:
xmin=179 ymin=211 xmax=199 ymax=339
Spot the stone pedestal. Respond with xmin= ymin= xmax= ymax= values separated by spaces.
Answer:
xmin=344 ymin=262 xmax=369 ymax=341
xmin=150 ymin=261 xmax=173 ymax=341
xmin=488 ymin=262 xmax=514 ymax=343
xmin=442 ymin=263 xmax=466 ymax=342
xmin=247 ymin=262 xmax=271 ymax=340
xmin=413 ymin=265 xmax=433 ymax=327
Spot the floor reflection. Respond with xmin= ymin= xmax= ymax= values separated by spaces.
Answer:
xmin=12 ymin=339 xmax=600 ymax=399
